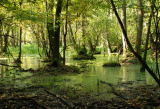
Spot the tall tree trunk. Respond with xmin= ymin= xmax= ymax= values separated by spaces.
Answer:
xmin=135 ymin=0 xmax=144 ymax=55
xmin=149 ymin=34 xmax=156 ymax=53
xmin=46 ymin=0 xmax=54 ymax=58
xmin=63 ymin=0 xmax=68 ymax=65
xmin=88 ymin=38 xmax=95 ymax=53
xmin=17 ymin=1 xmax=22 ymax=63
xmin=17 ymin=26 xmax=22 ymax=62
xmin=82 ymin=14 xmax=86 ymax=49
xmin=121 ymin=0 xmax=127 ymax=57
xmin=110 ymin=0 xmax=160 ymax=86
xmin=140 ymin=0 xmax=155 ymax=72
xmin=12 ymin=29 xmax=15 ymax=47
xmin=3 ymin=27 xmax=9 ymax=52
xmin=52 ymin=0 xmax=63 ymax=65
xmin=0 ymin=19 xmax=3 ymax=52
xmin=69 ymin=25 xmax=78 ymax=53
xmin=41 ymin=26 xmax=49 ymax=57
xmin=105 ymin=24 xmax=112 ymax=55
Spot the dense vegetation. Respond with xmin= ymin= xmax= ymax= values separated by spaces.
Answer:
xmin=0 ymin=0 xmax=159 ymax=84
xmin=0 ymin=0 xmax=160 ymax=108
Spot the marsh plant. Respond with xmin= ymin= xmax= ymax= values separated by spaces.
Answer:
xmin=107 ymin=54 xmax=119 ymax=63
xmin=103 ymin=54 xmax=121 ymax=67
xmin=9 ymin=43 xmax=43 ymax=57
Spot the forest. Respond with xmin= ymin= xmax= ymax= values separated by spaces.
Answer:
xmin=0 ymin=0 xmax=160 ymax=108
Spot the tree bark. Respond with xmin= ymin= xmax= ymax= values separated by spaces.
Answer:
xmin=63 ymin=0 xmax=68 ymax=65
xmin=46 ymin=0 xmax=54 ymax=58
xmin=17 ymin=26 xmax=22 ymax=62
xmin=82 ymin=14 xmax=86 ymax=48
xmin=3 ymin=27 xmax=9 ymax=52
xmin=53 ymin=0 xmax=63 ymax=61
xmin=0 ymin=19 xmax=3 ymax=52
xmin=69 ymin=24 xmax=78 ymax=53
xmin=121 ymin=0 xmax=127 ymax=57
xmin=105 ymin=24 xmax=112 ymax=55
xmin=135 ymin=0 xmax=144 ymax=55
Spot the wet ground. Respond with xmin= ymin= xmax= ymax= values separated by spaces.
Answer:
xmin=0 ymin=55 xmax=159 ymax=108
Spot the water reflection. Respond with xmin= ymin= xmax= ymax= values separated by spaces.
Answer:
xmin=0 ymin=56 xmax=46 ymax=88
xmin=64 ymin=55 xmax=157 ymax=97
xmin=0 ymin=54 xmax=158 ymax=97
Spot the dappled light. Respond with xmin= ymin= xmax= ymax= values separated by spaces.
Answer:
xmin=0 ymin=0 xmax=160 ymax=108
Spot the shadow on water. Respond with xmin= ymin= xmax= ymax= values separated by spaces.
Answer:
xmin=0 ymin=54 xmax=158 ymax=99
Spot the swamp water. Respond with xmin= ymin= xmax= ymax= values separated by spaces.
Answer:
xmin=0 ymin=54 xmax=158 ymax=99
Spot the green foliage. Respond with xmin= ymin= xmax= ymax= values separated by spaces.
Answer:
xmin=72 ymin=54 xmax=96 ymax=60
xmin=103 ymin=54 xmax=121 ymax=67
xmin=70 ymin=65 xmax=80 ymax=72
xmin=78 ymin=47 xmax=87 ymax=55
xmin=9 ymin=43 xmax=43 ymax=56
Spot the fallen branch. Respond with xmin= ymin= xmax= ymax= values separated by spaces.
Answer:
xmin=44 ymin=89 xmax=75 ymax=109
xmin=0 ymin=97 xmax=49 ymax=109
xmin=0 ymin=63 xmax=20 ymax=67
xmin=100 ymin=80 xmax=128 ymax=100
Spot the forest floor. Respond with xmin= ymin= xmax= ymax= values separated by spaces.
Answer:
xmin=0 ymin=63 xmax=160 ymax=109
xmin=0 ymin=81 xmax=160 ymax=109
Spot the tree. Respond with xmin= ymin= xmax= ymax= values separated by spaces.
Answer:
xmin=17 ymin=1 xmax=23 ymax=63
xmin=63 ymin=0 xmax=69 ymax=65
xmin=52 ymin=0 xmax=63 ymax=66
xmin=135 ymin=0 xmax=144 ymax=55
xmin=140 ymin=0 xmax=155 ymax=72
xmin=46 ymin=0 xmax=55 ymax=58
xmin=110 ymin=0 xmax=160 ymax=86
xmin=121 ymin=0 xmax=127 ymax=57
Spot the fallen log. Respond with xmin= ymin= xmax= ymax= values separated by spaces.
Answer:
xmin=100 ymin=80 xmax=128 ymax=100
xmin=44 ymin=89 xmax=75 ymax=109
xmin=0 ymin=97 xmax=49 ymax=109
xmin=0 ymin=63 xmax=20 ymax=67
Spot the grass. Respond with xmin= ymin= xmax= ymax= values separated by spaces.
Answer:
xmin=8 ymin=43 xmax=44 ymax=57
xmin=32 ymin=74 xmax=63 ymax=88
xmin=103 ymin=54 xmax=121 ymax=67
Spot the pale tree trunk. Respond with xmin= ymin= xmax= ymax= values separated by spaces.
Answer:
xmin=82 ymin=14 xmax=86 ymax=49
xmin=121 ymin=0 xmax=127 ymax=57
xmin=135 ymin=0 xmax=144 ymax=55
xmin=69 ymin=24 xmax=78 ymax=53
xmin=105 ymin=25 xmax=112 ymax=55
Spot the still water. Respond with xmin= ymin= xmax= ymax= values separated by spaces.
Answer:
xmin=0 ymin=54 xmax=157 ymax=98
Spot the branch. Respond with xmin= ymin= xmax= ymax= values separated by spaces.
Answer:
xmin=100 ymin=80 xmax=127 ymax=100
xmin=0 ymin=63 xmax=20 ymax=67
xmin=44 ymin=89 xmax=75 ymax=108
